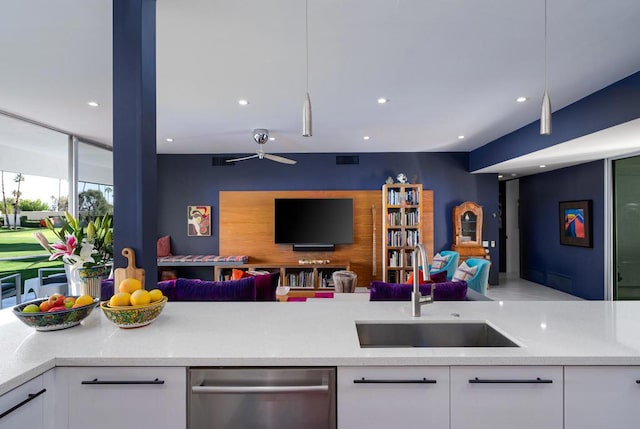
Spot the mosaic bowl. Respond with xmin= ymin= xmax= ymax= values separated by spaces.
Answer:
xmin=13 ymin=297 xmax=99 ymax=331
xmin=100 ymin=296 xmax=167 ymax=328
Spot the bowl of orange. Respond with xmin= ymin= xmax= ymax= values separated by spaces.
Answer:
xmin=100 ymin=288 xmax=167 ymax=329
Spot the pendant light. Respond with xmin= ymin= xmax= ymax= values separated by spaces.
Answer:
xmin=540 ymin=0 xmax=552 ymax=135
xmin=302 ymin=0 xmax=312 ymax=137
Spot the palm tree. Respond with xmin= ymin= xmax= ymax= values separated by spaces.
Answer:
xmin=1 ymin=171 xmax=9 ymax=228
xmin=104 ymin=186 xmax=113 ymax=204
xmin=12 ymin=173 xmax=24 ymax=229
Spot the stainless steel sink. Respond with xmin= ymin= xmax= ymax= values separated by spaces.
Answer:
xmin=356 ymin=322 xmax=520 ymax=348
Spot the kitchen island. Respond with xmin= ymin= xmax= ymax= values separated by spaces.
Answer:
xmin=2 ymin=295 xmax=640 ymax=428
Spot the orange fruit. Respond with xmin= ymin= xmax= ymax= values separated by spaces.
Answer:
xmin=109 ymin=292 xmax=131 ymax=307
xmin=119 ymin=278 xmax=142 ymax=294
xmin=130 ymin=289 xmax=151 ymax=306
xmin=149 ymin=289 xmax=163 ymax=302
xmin=72 ymin=295 xmax=94 ymax=308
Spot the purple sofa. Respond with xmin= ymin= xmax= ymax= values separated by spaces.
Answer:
xmin=369 ymin=280 xmax=468 ymax=301
xmin=101 ymin=273 xmax=280 ymax=302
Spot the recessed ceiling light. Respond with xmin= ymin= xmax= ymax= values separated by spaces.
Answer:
xmin=238 ymin=99 xmax=249 ymax=106
xmin=363 ymin=136 xmax=370 ymax=140
xmin=511 ymin=173 xmax=517 ymax=177
xmin=497 ymin=174 xmax=503 ymax=179
xmin=539 ymin=164 xmax=547 ymax=168
xmin=516 ymin=97 xmax=528 ymax=103
xmin=269 ymin=137 xmax=275 ymax=141
xmin=377 ymin=98 xmax=388 ymax=104
xmin=166 ymin=138 xmax=174 ymax=142
xmin=458 ymin=135 xmax=465 ymax=140
xmin=87 ymin=101 xmax=99 ymax=107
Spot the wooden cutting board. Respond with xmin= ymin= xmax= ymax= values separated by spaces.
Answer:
xmin=113 ymin=247 xmax=146 ymax=294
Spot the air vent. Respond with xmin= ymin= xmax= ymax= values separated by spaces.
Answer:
xmin=336 ymin=155 xmax=359 ymax=165
xmin=212 ymin=156 xmax=236 ymax=166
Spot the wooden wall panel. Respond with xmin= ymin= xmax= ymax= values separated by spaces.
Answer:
xmin=220 ymin=190 xmax=433 ymax=287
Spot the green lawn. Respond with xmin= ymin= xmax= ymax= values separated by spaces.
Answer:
xmin=0 ymin=227 xmax=64 ymax=287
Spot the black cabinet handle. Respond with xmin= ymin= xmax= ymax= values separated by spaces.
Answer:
xmin=354 ymin=377 xmax=436 ymax=384
xmin=635 ymin=380 xmax=640 ymax=384
xmin=469 ymin=377 xmax=552 ymax=384
xmin=0 ymin=388 xmax=46 ymax=420
xmin=81 ymin=378 xmax=165 ymax=385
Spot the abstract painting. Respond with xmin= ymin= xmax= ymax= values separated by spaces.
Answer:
xmin=187 ymin=205 xmax=211 ymax=236
xmin=559 ymin=200 xmax=592 ymax=247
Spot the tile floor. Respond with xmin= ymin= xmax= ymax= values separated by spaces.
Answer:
xmin=486 ymin=273 xmax=583 ymax=301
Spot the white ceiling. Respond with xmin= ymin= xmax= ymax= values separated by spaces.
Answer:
xmin=1 ymin=0 xmax=640 ymax=171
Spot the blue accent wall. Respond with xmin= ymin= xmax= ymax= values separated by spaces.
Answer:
xmin=519 ymin=161 xmax=604 ymax=299
xmin=470 ymin=70 xmax=640 ymax=172
xmin=157 ymin=152 xmax=500 ymax=283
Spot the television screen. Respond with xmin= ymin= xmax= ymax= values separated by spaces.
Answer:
xmin=274 ymin=198 xmax=354 ymax=244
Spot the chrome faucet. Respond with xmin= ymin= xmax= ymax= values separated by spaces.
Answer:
xmin=411 ymin=243 xmax=433 ymax=317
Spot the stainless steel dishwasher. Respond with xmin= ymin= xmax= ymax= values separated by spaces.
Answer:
xmin=188 ymin=367 xmax=336 ymax=429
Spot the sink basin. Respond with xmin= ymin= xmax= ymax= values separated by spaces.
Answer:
xmin=356 ymin=322 xmax=520 ymax=348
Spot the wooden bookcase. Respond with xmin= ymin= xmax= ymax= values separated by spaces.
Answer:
xmin=382 ymin=183 xmax=423 ymax=283
xmin=214 ymin=262 xmax=351 ymax=290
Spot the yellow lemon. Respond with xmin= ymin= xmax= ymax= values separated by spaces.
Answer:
xmin=73 ymin=295 xmax=94 ymax=308
xmin=149 ymin=289 xmax=163 ymax=302
xmin=109 ymin=292 xmax=131 ymax=307
xmin=119 ymin=278 xmax=142 ymax=294
xmin=130 ymin=289 xmax=151 ymax=306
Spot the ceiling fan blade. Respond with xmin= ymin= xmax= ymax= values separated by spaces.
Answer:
xmin=264 ymin=153 xmax=297 ymax=165
xmin=226 ymin=154 xmax=259 ymax=163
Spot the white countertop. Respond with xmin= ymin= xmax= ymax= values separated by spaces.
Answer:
xmin=2 ymin=294 xmax=640 ymax=395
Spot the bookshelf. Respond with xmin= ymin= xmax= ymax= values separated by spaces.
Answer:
xmin=382 ymin=183 xmax=423 ymax=283
xmin=214 ymin=262 xmax=351 ymax=290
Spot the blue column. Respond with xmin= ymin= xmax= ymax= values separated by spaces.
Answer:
xmin=113 ymin=0 xmax=158 ymax=286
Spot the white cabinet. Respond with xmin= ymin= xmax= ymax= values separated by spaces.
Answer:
xmin=450 ymin=366 xmax=563 ymax=429
xmin=338 ymin=366 xmax=449 ymax=429
xmin=56 ymin=366 xmax=186 ymax=429
xmin=565 ymin=366 xmax=640 ymax=428
xmin=0 ymin=373 xmax=48 ymax=429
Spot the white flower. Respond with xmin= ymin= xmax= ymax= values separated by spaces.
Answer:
xmin=64 ymin=242 xmax=96 ymax=268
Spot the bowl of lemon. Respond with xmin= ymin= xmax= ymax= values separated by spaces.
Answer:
xmin=13 ymin=294 xmax=99 ymax=331
xmin=100 ymin=278 xmax=167 ymax=329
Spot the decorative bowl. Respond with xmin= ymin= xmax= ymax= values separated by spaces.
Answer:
xmin=100 ymin=296 xmax=168 ymax=329
xmin=13 ymin=297 xmax=100 ymax=331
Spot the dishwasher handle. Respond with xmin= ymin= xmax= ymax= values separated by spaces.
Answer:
xmin=192 ymin=384 xmax=329 ymax=394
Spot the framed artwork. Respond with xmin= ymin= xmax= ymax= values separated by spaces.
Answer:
xmin=187 ymin=205 xmax=211 ymax=236
xmin=559 ymin=200 xmax=592 ymax=247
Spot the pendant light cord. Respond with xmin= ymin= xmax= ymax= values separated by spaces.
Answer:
xmin=544 ymin=0 xmax=548 ymax=92
xmin=306 ymin=0 xmax=309 ymax=93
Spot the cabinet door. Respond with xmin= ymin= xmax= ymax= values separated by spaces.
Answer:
xmin=58 ymin=367 xmax=186 ymax=429
xmin=565 ymin=366 xmax=640 ymax=429
xmin=0 ymin=374 xmax=46 ymax=429
xmin=338 ymin=366 xmax=449 ymax=429
xmin=450 ymin=366 xmax=563 ymax=429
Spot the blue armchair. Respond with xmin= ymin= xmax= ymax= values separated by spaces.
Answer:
xmin=463 ymin=258 xmax=491 ymax=295
xmin=429 ymin=250 xmax=459 ymax=281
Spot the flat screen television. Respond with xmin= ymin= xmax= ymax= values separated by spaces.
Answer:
xmin=274 ymin=198 xmax=354 ymax=247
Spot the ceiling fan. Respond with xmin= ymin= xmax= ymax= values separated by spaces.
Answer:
xmin=226 ymin=129 xmax=297 ymax=165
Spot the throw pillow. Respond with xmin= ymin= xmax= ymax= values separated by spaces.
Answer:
xmin=405 ymin=270 xmax=447 ymax=285
xmin=232 ymin=268 xmax=251 ymax=280
xmin=452 ymin=261 xmax=478 ymax=282
xmin=231 ymin=269 xmax=279 ymax=301
xmin=157 ymin=235 xmax=172 ymax=257
xmin=430 ymin=252 xmax=451 ymax=271
xmin=405 ymin=269 xmax=427 ymax=285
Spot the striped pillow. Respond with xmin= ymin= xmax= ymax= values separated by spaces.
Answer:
xmin=452 ymin=261 xmax=478 ymax=282
xmin=430 ymin=252 xmax=451 ymax=271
